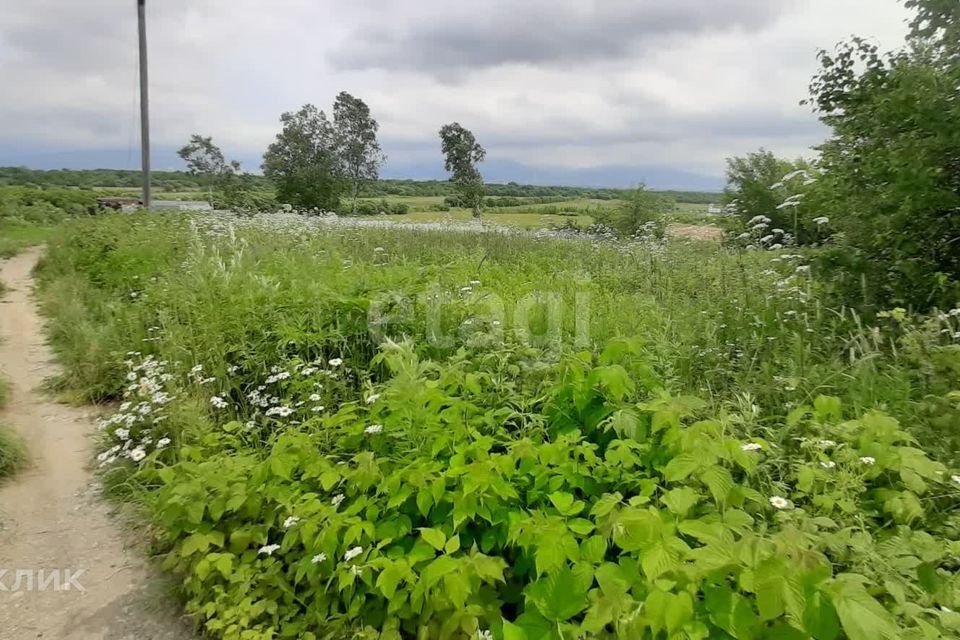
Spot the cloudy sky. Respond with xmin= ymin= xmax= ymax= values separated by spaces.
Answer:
xmin=0 ymin=0 xmax=911 ymax=189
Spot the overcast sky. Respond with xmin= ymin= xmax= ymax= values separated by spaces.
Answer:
xmin=0 ymin=0 xmax=911 ymax=188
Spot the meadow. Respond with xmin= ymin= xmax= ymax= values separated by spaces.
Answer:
xmin=30 ymin=210 xmax=960 ymax=639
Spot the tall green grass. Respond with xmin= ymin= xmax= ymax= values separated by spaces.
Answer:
xmin=33 ymin=212 xmax=960 ymax=639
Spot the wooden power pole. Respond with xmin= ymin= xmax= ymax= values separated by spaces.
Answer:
xmin=137 ymin=0 xmax=151 ymax=208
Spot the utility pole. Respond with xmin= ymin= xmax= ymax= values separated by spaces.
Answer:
xmin=137 ymin=0 xmax=151 ymax=208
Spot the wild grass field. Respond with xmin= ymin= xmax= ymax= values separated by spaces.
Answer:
xmin=29 ymin=210 xmax=960 ymax=640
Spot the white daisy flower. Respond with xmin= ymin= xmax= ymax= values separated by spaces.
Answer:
xmin=309 ymin=393 xmax=322 ymax=402
xmin=768 ymin=496 xmax=791 ymax=510
xmin=129 ymin=447 xmax=147 ymax=462
xmin=210 ymin=395 xmax=228 ymax=409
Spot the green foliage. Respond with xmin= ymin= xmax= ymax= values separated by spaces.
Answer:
xmin=439 ymin=123 xmax=487 ymax=218
xmin=0 ymin=425 xmax=26 ymax=480
xmin=177 ymin=134 xmax=247 ymax=207
xmin=334 ymin=92 xmax=385 ymax=214
xmin=35 ymin=213 xmax=960 ymax=639
xmin=803 ymin=0 xmax=960 ymax=310
xmin=262 ymin=104 xmax=347 ymax=210
xmin=595 ymin=184 xmax=671 ymax=239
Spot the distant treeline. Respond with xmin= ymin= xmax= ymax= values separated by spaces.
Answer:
xmin=0 ymin=167 xmax=720 ymax=204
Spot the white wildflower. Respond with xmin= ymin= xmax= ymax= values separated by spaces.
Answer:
xmin=312 ymin=405 xmax=325 ymax=412
xmin=311 ymin=553 xmax=327 ymax=564
xmin=768 ymin=496 xmax=791 ymax=510
xmin=156 ymin=437 xmax=172 ymax=449
xmin=951 ymin=475 xmax=960 ymax=485
xmin=813 ymin=216 xmax=829 ymax=225
xmin=332 ymin=493 xmax=345 ymax=507
xmin=859 ymin=456 xmax=876 ymax=465
xmin=344 ymin=546 xmax=363 ymax=561
xmin=741 ymin=443 xmax=762 ymax=452
xmin=820 ymin=461 xmax=836 ymax=470
xmin=477 ymin=631 xmax=493 ymax=640
xmin=365 ymin=424 xmax=383 ymax=434
xmin=114 ymin=428 xmax=130 ymax=441
xmin=817 ymin=440 xmax=837 ymax=448
xmin=258 ymin=544 xmax=281 ymax=556
xmin=210 ymin=395 xmax=228 ymax=409
xmin=283 ymin=516 xmax=300 ymax=529
xmin=365 ymin=394 xmax=380 ymax=405
xmin=350 ymin=564 xmax=362 ymax=576
xmin=309 ymin=393 xmax=322 ymax=402
xmin=328 ymin=358 xmax=343 ymax=367
xmin=129 ymin=447 xmax=147 ymax=462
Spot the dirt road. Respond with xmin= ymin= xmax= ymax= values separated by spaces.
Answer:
xmin=0 ymin=248 xmax=194 ymax=639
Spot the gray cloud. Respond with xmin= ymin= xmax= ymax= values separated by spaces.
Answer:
xmin=331 ymin=0 xmax=786 ymax=74
xmin=0 ymin=0 xmax=911 ymax=186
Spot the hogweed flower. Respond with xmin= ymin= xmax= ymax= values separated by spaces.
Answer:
xmin=258 ymin=544 xmax=281 ymax=556
xmin=740 ymin=443 xmax=762 ymax=452
xmin=820 ymin=461 xmax=836 ymax=470
xmin=311 ymin=553 xmax=327 ymax=564
xmin=344 ymin=546 xmax=363 ymax=561
xmin=328 ymin=358 xmax=343 ymax=367
xmin=859 ymin=456 xmax=876 ymax=465
xmin=283 ymin=516 xmax=300 ymax=529
xmin=210 ymin=395 xmax=228 ymax=409
xmin=332 ymin=493 xmax=345 ymax=507
xmin=365 ymin=424 xmax=383 ymax=434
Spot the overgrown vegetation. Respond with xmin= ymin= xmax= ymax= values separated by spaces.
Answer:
xmin=723 ymin=0 xmax=960 ymax=312
xmin=0 ymin=376 xmax=26 ymax=480
xmin=37 ymin=212 xmax=960 ymax=639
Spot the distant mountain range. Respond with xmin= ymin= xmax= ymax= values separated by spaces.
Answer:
xmin=0 ymin=146 xmax=725 ymax=192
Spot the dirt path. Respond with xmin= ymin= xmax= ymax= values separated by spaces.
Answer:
xmin=0 ymin=248 xmax=194 ymax=639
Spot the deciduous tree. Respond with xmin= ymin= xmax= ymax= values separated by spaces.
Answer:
xmin=439 ymin=123 xmax=486 ymax=218
xmin=333 ymin=92 xmax=385 ymax=214
xmin=262 ymin=104 xmax=345 ymax=211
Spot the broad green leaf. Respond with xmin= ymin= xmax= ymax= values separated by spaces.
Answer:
xmin=420 ymin=527 xmax=446 ymax=551
xmin=528 ymin=567 xmax=589 ymax=622
xmin=705 ymin=585 xmax=759 ymax=640
xmin=662 ymin=487 xmax=700 ymax=516
xmin=663 ymin=454 xmax=700 ymax=482
xmin=823 ymin=575 xmax=900 ymax=640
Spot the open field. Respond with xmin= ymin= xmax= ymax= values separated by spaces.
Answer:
xmin=20 ymin=210 xmax=960 ymax=639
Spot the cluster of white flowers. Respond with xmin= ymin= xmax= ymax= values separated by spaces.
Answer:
xmin=740 ymin=443 xmax=763 ymax=452
xmin=96 ymin=354 xmax=174 ymax=467
xmin=364 ymin=424 xmax=383 ymax=435
xmin=343 ymin=546 xmax=363 ymax=561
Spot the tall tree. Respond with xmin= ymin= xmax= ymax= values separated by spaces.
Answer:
xmin=333 ymin=92 xmax=385 ymax=214
xmin=439 ymin=123 xmax=486 ymax=218
xmin=177 ymin=134 xmax=236 ymax=205
xmin=804 ymin=0 xmax=960 ymax=309
xmin=262 ymin=104 xmax=345 ymax=210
